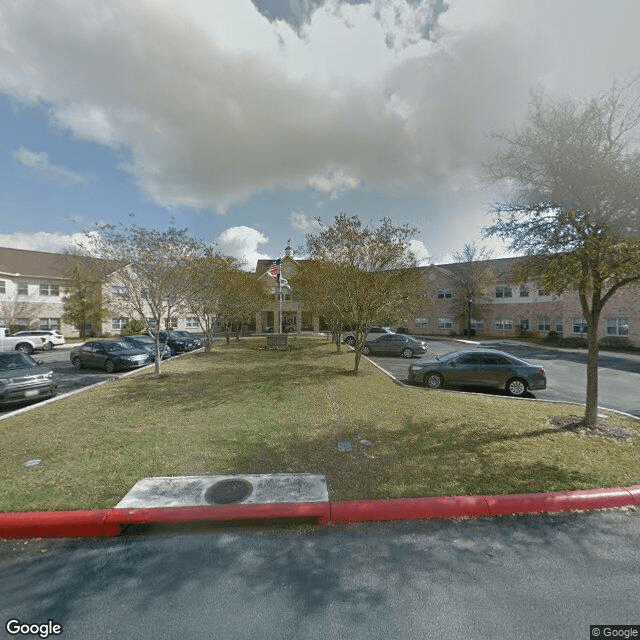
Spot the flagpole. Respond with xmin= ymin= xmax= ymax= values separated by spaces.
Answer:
xmin=278 ymin=256 xmax=282 ymax=335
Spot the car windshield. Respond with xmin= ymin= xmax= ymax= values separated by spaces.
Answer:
xmin=104 ymin=341 xmax=130 ymax=351
xmin=0 ymin=353 xmax=37 ymax=370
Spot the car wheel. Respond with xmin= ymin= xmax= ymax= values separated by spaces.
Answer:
xmin=105 ymin=359 xmax=115 ymax=374
xmin=362 ymin=345 xmax=371 ymax=355
xmin=72 ymin=357 xmax=83 ymax=370
xmin=506 ymin=378 xmax=527 ymax=397
xmin=15 ymin=343 xmax=33 ymax=355
xmin=425 ymin=372 xmax=444 ymax=389
xmin=43 ymin=341 xmax=54 ymax=350
xmin=344 ymin=336 xmax=355 ymax=346
xmin=401 ymin=347 xmax=414 ymax=358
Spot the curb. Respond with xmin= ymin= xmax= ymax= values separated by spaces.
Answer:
xmin=1 ymin=486 xmax=639 ymax=540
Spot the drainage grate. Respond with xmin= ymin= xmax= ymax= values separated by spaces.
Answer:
xmin=204 ymin=478 xmax=253 ymax=505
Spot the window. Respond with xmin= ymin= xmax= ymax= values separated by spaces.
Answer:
xmin=538 ymin=316 xmax=550 ymax=331
xmin=167 ymin=317 xmax=178 ymax=329
xmin=417 ymin=290 xmax=429 ymax=298
xmin=555 ymin=317 xmax=563 ymax=332
xmin=572 ymin=317 xmax=587 ymax=334
xmin=0 ymin=280 xmax=4 ymax=294
xmin=495 ymin=286 xmax=512 ymax=298
xmin=186 ymin=316 xmax=199 ymax=328
xmin=414 ymin=317 xmax=429 ymax=328
xmin=111 ymin=285 xmax=129 ymax=298
xmin=519 ymin=317 xmax=529 ymax=331
xmin=16 ymin=318 xmax=29 ymax=329
xmin=146 ymin=317 xmax=156 ymax=327
xmin=519 ymin=286 xmax=529 ymax=297
xmin=17 ymin=283 xmax=28 ymax=296
xmin=39 ymin=283 xmax=60 ymax=296
xmin=606 ymin=317 xmax=629 ymax=336
xmin=437 ymin=288 xmax=452 ymax=299
xmin=437 ymin=317 xmax=453 ymax=329
xmin=470 ymin=319 xmax=484 ymax=330
xmin=111 ymin=317 xmax=128 ymax=331
xmin=40 ymin=318 xmax=61 ymax=330
xmin=495 ymin=317 xmax=512 ymax=330
xmin=538 ymin=289 xmax=548 ymax=297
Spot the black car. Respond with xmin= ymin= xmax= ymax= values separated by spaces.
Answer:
xmin=70 ymin=340 xmax=151 ymax=373
xmin=156 ymin=331 xmax=199 ymax=354
xmin=0 ymin=352 xmax=57 ymax=405
xmin=123 ymin=335 xmax=172 ymax=361
xmin=172 ymin=330 xmax=204 ymax=348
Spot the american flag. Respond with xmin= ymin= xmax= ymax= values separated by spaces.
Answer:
xmin=268 ymin=258 xmax=281 ymax=278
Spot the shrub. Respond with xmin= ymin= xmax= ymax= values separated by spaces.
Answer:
xmin=123 ymin=318 xmax=147 ymax=336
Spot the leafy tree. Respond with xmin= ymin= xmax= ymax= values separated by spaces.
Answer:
xmin=61 ymin=252 xmax=113 ymax=339
xmin=484 ymin=83 xmax=640 ymax=426
xmin=188 ymin=255 xmax=269 ymax=348
xmin=295 ymin=214 xmax=422 ymax=373
xmin=78 ymin=222 xmax=209 ymax=375
xmin=450 ymin=243 xmax=495 ymax=337
xmin=290 ymin=259 xmax=346 ymax=351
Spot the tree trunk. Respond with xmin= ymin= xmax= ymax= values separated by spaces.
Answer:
xmin=584 ymin=314 xmax=600 ymax=427
xmin=154 ymin=334 xmax=162 ymax=375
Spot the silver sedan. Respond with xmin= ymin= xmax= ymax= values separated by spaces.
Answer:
xmin=407 ymin=348 xmax=547 ymax=397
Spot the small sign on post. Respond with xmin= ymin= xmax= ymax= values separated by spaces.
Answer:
xmin=266 ymin=335 xmax=288 ymax=349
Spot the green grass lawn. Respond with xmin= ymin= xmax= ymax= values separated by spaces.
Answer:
xmin=2 ymin=337 xmax=639 ymax=512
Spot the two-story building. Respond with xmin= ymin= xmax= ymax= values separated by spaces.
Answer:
xmin=0 ymin=247 xmax=89 ymax=335
xmin=408 ymin=257 xmax=640 ymax=346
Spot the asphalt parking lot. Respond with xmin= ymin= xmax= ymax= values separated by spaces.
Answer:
xmin=365 ymin=337 xmax=640 ymax=417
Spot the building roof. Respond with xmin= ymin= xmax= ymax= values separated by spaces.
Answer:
xmin=431 ymin=256 xmax=525 ymax=281
xmin=0 ymin=246 xmax=114 ymax=280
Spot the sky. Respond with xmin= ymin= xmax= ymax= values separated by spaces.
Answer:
xmin=1 ymin=0 xmax=639 ymax=270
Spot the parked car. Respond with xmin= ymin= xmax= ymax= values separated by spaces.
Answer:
xmin=0 ymin=352 xmax=57 ymax=405
xmin=123 ymin=335 xmax=172 ymax=361
xmin=342 ymin=326 xmax=394 ymax=346
xmin=12 ymin=329 xmax=65 ymax=350
xmin=70 ymin=340 xmax=151 ymax=373
xmin=362 ymin=334 xmax=428 ymax=358
xmin=173 ymin=330 xmax=204 ymax=348
xmin=155 ymin=330 xmax=200 ymax=354
xmin=407 ymin=349 xmax=547 ymax=397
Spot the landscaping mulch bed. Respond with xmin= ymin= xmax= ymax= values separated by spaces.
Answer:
xmin=548 ymin=415 xmax=639 ymax=443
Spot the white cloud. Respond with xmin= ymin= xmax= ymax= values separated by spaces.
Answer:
xmin=407 ymin=239 xmax=431 ymax=266
xmin=307 ymin=169 xmax=360 ymax=198
xmin=216 ymin=226 xmax=270 ymax=269
xmin=289 ymin=210 xmax=324 ymax=232
xmin=14 ymin=147 xmax=90 ymax=185
xmin=1 ymin=0 xmax=638 ymax=217
xmin=0 ymin=232 xmax=85 ymax=254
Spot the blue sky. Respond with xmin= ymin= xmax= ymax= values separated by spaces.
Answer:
xmin=1 ymin=0 xmax=639 ymax=269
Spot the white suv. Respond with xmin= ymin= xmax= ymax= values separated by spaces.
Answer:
xmin=342 ymin=326 xmax=394 ymax=346
xmin=13 ymin=330 xmax=65 ymax=350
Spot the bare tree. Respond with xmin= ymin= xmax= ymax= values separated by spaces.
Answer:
xmin=78 ymin=222 xmax=209 ymax=375
xmin=296 ymin=214 xmax=423 ymax=373
xmin=188 ymin=255 xmax=269 ymax=348
xmin=484 ymin=82 xmax=640 ymax=426
xmin=450 ymin=242 xmax=495 ymax=337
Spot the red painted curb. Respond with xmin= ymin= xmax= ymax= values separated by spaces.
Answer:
xmin=1 ymin=487 xmax=638 ymax=539
xmin=329 ymin=495 xmax=490 ymax=523
xmin=0 ymin=502 xmax=331 ymax=540
xmin=0 ymin=509 xmax=115 ymax=540
xmin=108 ymin=502 xmax=332 ymax=528
xmin=485 ymin=487 xmax=639 ymax=516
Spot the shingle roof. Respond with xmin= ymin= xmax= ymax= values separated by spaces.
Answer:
xmin=0 ymin=247 xmax=114 ymax=279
